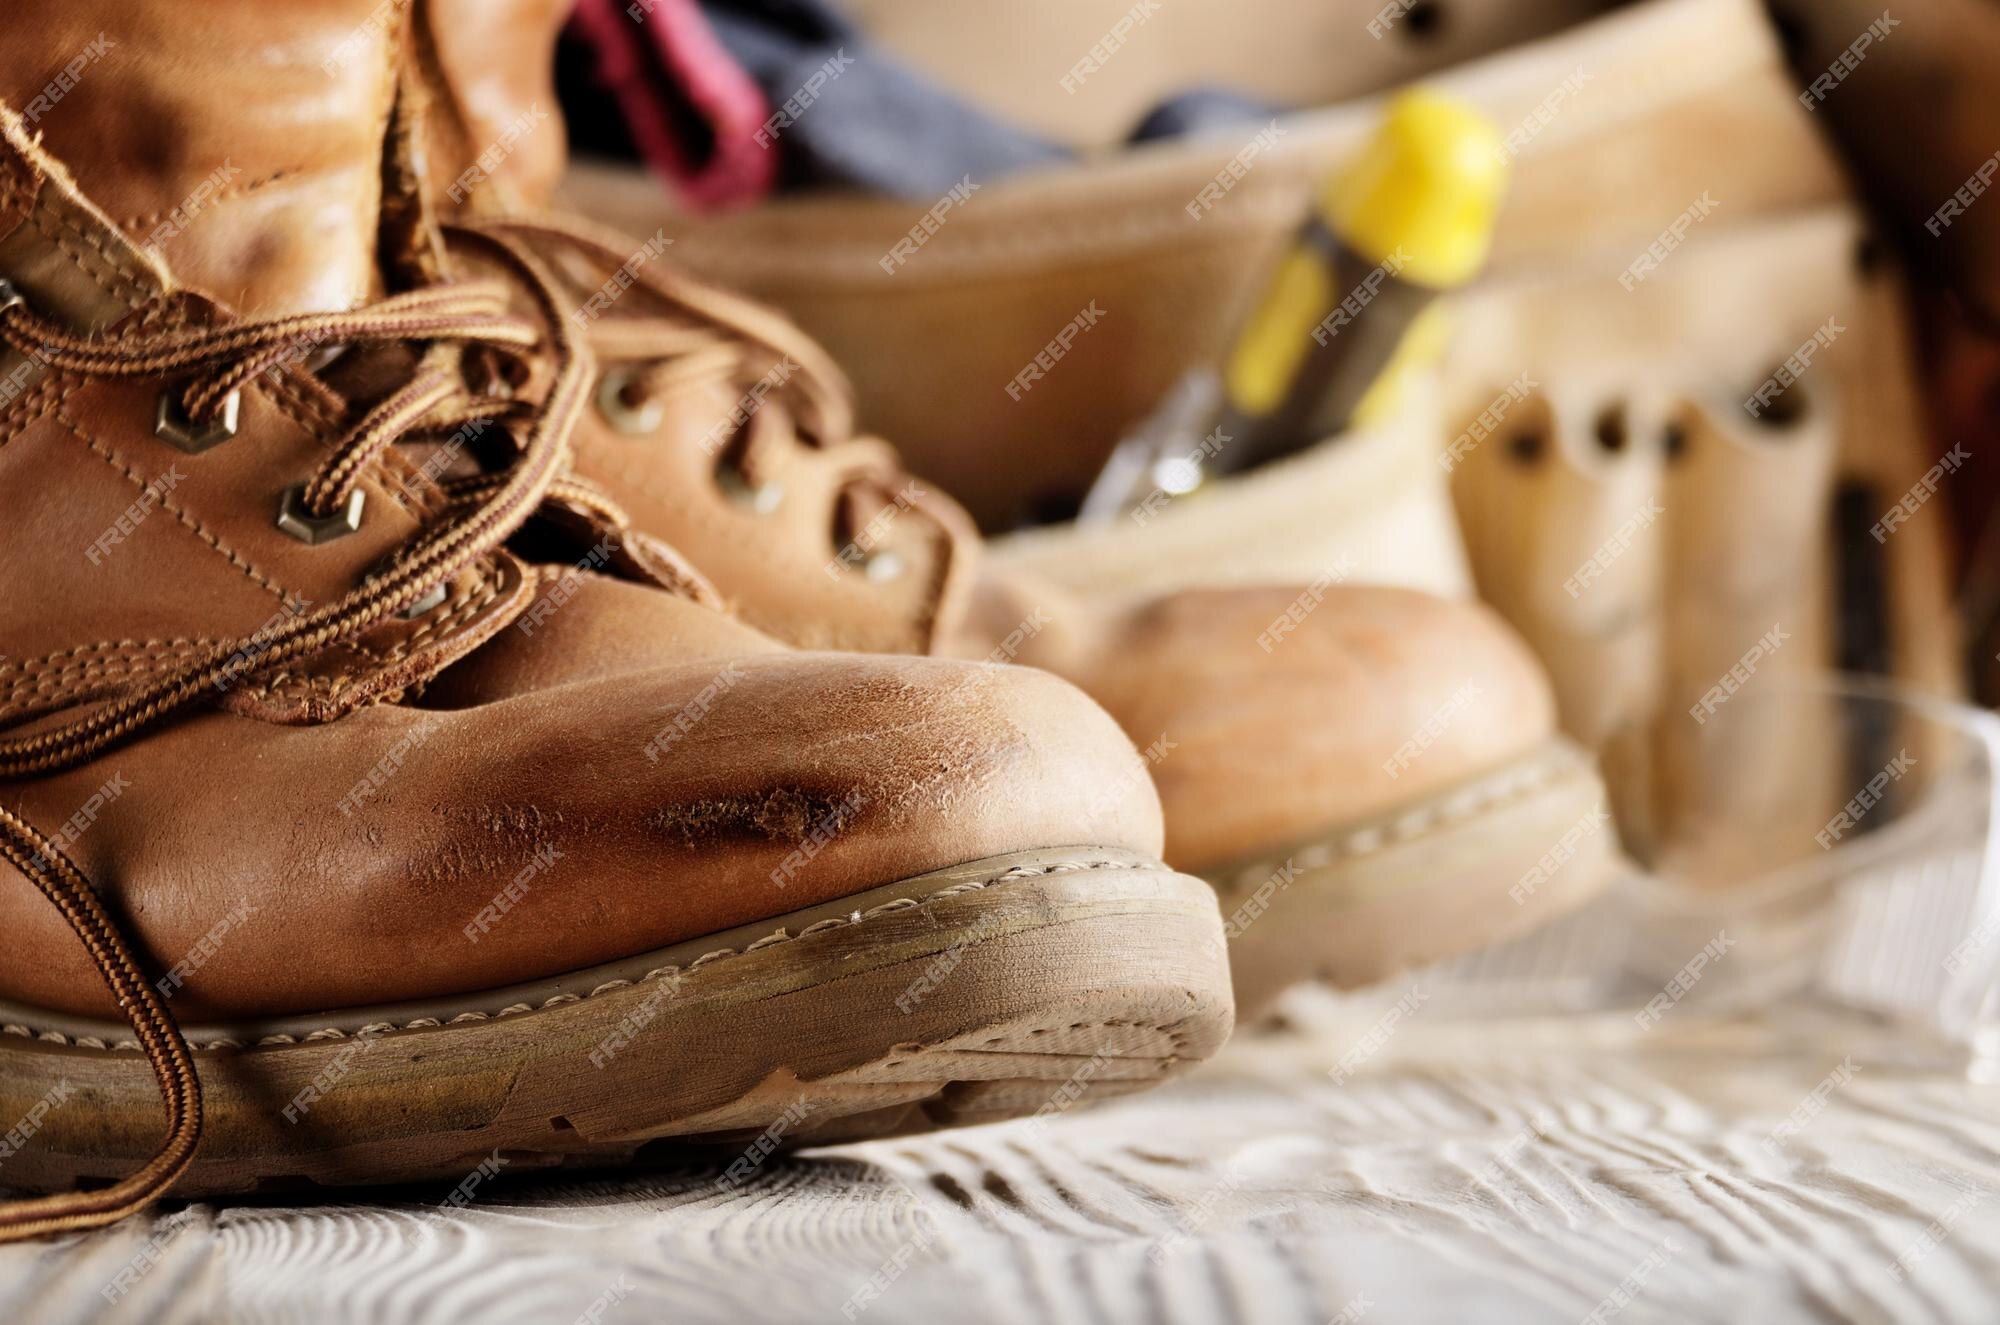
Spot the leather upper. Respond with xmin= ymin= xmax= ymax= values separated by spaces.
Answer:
xmin=478 ymin=218 xmax=977 ymax=657
xmin=0 ymin=6 xmax=1165 ymax=1024
xmin=0 ymin=0 xmax=407 ymax=319
xmin=0 ymin=102 xmax=516 ymax=727
xmin=957 ymin=575 xmax=1559 ymax=869
xmin=415 ymin=0 xmax=575 ymax=215
xmin=9 ymin=592 xmax=1159 ymax=1020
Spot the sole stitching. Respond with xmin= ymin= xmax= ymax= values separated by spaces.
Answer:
xmin=2 ymin=857 xmax=1153 ymax=1054
xmin=966 ymin=1016 xmax=1191 ymax=1067
xmin=1213 ymin=743 xmax=1592 ymax=893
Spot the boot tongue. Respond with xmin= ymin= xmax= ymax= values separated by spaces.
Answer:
xmin=1 ymin=0 xmax=406 ymax=316
xmin=415 ymin=0 xmax=573 ymax=213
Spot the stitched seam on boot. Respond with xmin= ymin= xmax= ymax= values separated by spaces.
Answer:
xmin=238 ymin=361 xmax=441 ymax=530
xmin=53 ymin=404 xmax=298 ymax=603
xmin=968 ymin=1017 xmax=1190 ymax=1058
xmin=27 ymin=197 xmax=153 ymax=307
xmin=1213 ymin=743 xmax=1589 ymax=893
xmin=0 ymin=371 xmax=69 ymax=450
xmin=14 ymin=164 xmax=432 ymax=528
xmin=254 ymin=368 xmax=342 ymax=445
xmin=0 ymin=638 xmax=220 ymax=681
xmin=237 ymin=571 xmax=505 ymax=703
xmin=116 ymin=169 xmax=296 ymax=239
xmin=247 ymin=370 xmax=434 ymax=527
xmin=0 ymin=642 xmax=218 ymax=713
xmin=0 ymin=156 xmax=34 ymax=222
xmin=3 ymin=858 xmax=1155 ymax=1051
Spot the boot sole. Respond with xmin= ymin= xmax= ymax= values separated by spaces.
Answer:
xmin=1210 ymin=738 xmax=1616 ymax=1016
xmin=0 ymin=849 xmax=1231 ymax=1197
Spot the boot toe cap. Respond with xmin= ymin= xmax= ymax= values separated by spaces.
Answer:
xmin=1083 ymin=584 xmax=1558 ymax=870
xmin=1 ymin=652 xmax=1164 ymax=1020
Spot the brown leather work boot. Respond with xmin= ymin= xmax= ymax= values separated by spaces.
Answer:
xmin=0 ymin=2 xmax=1232 ymax=1238
xmin=417 ymin=1 xmax=1617 ymax=1017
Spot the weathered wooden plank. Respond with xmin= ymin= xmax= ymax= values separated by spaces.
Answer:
xmin=5 ymin=1003 xmax=1997 ymax=1324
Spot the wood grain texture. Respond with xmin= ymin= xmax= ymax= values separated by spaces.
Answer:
xmin=5 ymin=1001 xmax=1997 ymax=1324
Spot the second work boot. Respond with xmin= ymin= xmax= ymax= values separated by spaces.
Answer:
xmin=413 ymin=1 xmax=1616 ymax=1014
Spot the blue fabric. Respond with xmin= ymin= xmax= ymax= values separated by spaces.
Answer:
xmin=1130 ymin=88 xmax=1286 ymax=143
xmin=703 ymin=0 xmax=1070 ymax=198
xmin=698 ymin=0 xmax=1288 ymax=197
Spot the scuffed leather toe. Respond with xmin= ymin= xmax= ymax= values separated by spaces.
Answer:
xmin=3 ymin=635 xmax=1162 ymax=1021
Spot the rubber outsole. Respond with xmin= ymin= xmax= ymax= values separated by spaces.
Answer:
xmin=0 ymin=849 xmax=1233 ymax=1197
xmin=1210 ymin=738 xmax=1617 ymax=1015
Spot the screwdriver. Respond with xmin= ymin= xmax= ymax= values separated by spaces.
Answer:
xmin=1078 ymin=89 xmax=1508 ymax=524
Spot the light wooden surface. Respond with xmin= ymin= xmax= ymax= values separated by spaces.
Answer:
xmin=5 ymin=999 xmax=1998 ymax=1324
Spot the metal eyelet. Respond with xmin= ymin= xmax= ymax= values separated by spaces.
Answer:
xmin=397 ymin=583 xmax=449 ymax=619
xmin=0 ymin=278 xmax=23 ymax=313
xmin=596 ymin=367 xmax=664 ymax=435
xmin=364 ymin=557 xmax=449 ymax=619
xmin=155 ymin=386 xmax=242 ymax=455
xmin=276 ymin=484 xmax=366 ymax=546
xmin=716 ymin=466 xmax=784 ymax=515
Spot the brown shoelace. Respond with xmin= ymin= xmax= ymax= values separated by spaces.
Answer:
xmin=0 ymin=240 xmax=590 ymax=1240
xmin=469 ymin=214 xmax=977 ymax=650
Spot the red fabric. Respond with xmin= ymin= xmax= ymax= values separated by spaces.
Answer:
xmin=568 ymin=0 xmax=778 ymax=211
